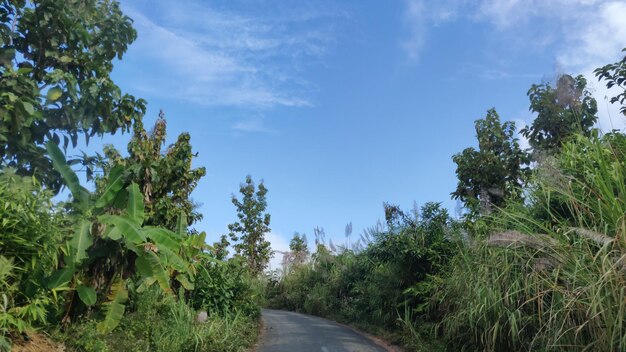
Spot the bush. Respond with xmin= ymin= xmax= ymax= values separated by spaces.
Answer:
xmin=0 ymin=170 xmax=66 ymax=348
xmin=189 ymin=258 xmax=261 ymax=318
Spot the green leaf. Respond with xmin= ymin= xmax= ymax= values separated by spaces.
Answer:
xmin=17 ymin=67 xmax=33 ymax=74
xmin=136 ymin=277 xmax=156 ymax=293
xmin=46 ymin=87 xmax=63 ymax=102
xmin=175 ymin=274 xmax=194 ymax=290
xmin=98 ymin=215 xmax=146 ymax=244
xmin=77 ymin=285 xmax=97 ymax=306
xmin=144 ymin=250 xmax=171 ymax=293
xmin=104 ymin=226 xmax=122 ymax=241
xmin=94 ymin=165 xmax=125 ymax=209
xmin=143 ymin=227 xmax=181 ymax=252
xmin=46 ymin=141 xmax=90 ymax=209
xmin=159 ymin=246 xmax=188 ymax=273
xmin=135 ymin=256 xmax=153 ymax=278
xmin=191 ymin=232 xmax=207 ymax=249
xmin=97 ymin=281 xmax=128 ymax=333
xmin=126 ymin=183 xmax=144 ymax=226
xmin=176 ymin=212 xmax=187 ymax=236
xmin=46 ymin=266 xmax=75 ymax=289
xmin=21 ymin=101 xmax=34 ymax=115
xmin=69 ymin=220 xmax=93 ymax=265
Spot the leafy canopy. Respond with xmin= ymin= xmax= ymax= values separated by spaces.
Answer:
xmin=521 ymin=74 xmax=598 ymax=154
xmin=452 ymin=109 xmax=530 ymax=214
xmin=0 ymin=0 xmax=145 ymax=191
xmin=100 ymin=111 xmax=206 ymax=231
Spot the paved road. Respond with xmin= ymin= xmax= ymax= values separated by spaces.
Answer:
xmin=258 ymin=309 xmax=389 ymax=352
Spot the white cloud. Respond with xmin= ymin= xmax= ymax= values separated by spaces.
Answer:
xmin=401 ymin=0 xmax=626 ymax=130
xmin=401 ymin=0 xmax=466 ymax=62
xmin=401 ymin=0 xmax=427 ymax=63
xmin=232 ymin=118 xmax=276 ymax=134
xmin=121 ymin=0 xmax=340 ymax=109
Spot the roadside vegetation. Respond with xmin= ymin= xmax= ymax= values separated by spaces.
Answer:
xmin=267 ymin=52 xmax=626 ymax=351
xmin=1 ymin=1 xmax=625 ymax=352
xmin=0 ymin=1 xmax=267 ymax=351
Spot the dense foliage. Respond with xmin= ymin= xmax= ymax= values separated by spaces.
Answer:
xmin=521 ymin=74 xmax=598 ymax=155
xmin=452 ymin=109 xmax=530 ymax=215
xmin=0 ymin=171 xmax=65 ymax=349
xmin=0 ymin=0 xmax=145 ymax=191
xmin=438 ymin=133 xmax=626 ymax=351
xmin=0 ymin=2 xmax=260 ymax=351
xmin=101 ymin=111 xmax=207 ymax=231
xmin=59 ymin=287 xmax=259 ymax=352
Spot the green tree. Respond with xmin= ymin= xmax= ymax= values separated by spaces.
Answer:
xmin=212 ymin=234 xmax=230 ymax=261
xmin=0 ymin=0 xmax=145 ymax=191
xmin=100 ymin=110 xmax=206 ymax=231
xmin=287 ymin=232 xmax=308 ymax=267
xmin=452 ymin=109 xmax=530 ymax=214
xmin=595 ymin=48 xmax=626 ymax=116
xmin=521 ymin=74 xmax=598 ymax=154
xmin=228 ymin=175 xmax=272 ymax=275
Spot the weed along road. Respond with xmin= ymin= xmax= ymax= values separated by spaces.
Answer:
xmin=258 ymin=309 xmax=389 ymax=352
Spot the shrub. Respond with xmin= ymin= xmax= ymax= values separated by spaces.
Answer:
xmin=189 ymin=258 xmax=261 ymax=318
xmin=0 ymin=170 xmax=66 ymax=348
xmin=59 ymin=287 xmax=259 ymax=352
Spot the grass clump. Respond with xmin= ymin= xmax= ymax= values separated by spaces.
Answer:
xmin=436 ymin=134 xmax=626 ymax=351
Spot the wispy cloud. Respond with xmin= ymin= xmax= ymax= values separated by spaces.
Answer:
xmin=401 ymin=0 xmax=427 ymax=63
xmin=401 ymin=1 xmax=625 ymax=67
xmin=232 ymin=117 xmax=277 ymax=134
xmin=120 ymin=0 xmax=342 ymax=109
xmin=401 ymin=0 xmax=626 ymax=130
xmin=401 ymin=0 xmax=463 ymax=63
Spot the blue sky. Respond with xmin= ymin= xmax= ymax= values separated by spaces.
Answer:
xmin=97 ymin=0 xmax=626 ymax=268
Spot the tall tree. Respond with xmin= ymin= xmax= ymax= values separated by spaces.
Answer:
xmin=595 ymin=48 xmax=626 ymax=117
xmin=228 ymin=175 xmax=272 ymax=275
xmin=521 ymin=74 xmax=598 ymax=154
xmin=0 ymin=0 xmax=145 ymax=191
xmin=452 ymin=109 xmax=530 ymax=214
xmin=99 ymin=110 xmax=206 ymax=231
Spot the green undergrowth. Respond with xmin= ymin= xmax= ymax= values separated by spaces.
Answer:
xmin=55 ymin=288 xmax=259 ymax=352
xmin=266 ymin=133 xmax=626 ymax=351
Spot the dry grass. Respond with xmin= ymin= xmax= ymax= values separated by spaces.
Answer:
xmin=11 ymin=332 xmax=65 ymax=352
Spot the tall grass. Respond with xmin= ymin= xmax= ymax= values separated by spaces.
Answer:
xmin=437 ymin=134 xmax=626 ymax=351
xmin=0 ymin=171 xmax=66 ymax=350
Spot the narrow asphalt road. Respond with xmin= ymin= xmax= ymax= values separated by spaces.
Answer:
xmin=258 ymin=309 xmax=389 ymax=352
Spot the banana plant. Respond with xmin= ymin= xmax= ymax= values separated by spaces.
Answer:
xmin=45 ymin=141 xmax=191 ymax=332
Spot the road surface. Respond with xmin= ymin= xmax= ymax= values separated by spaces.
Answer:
xmin=258 ymin=309 xmax=389 ymax=352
